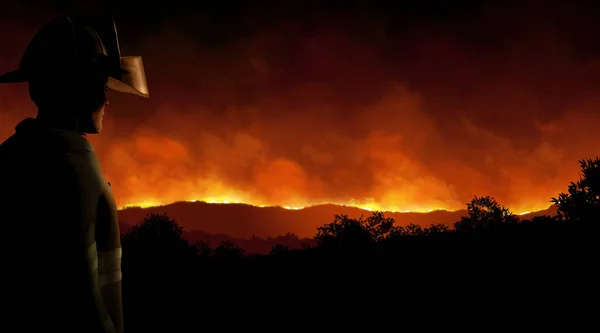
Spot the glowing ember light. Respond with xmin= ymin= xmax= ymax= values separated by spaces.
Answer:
xmin=122 ymin=197 xmax=455 ymax=213
xmin=119 ymin=197 xmax=553 ymax=215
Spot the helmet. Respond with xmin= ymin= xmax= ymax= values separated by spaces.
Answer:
xmin=0 ymin=15 xmax=149 ymax=98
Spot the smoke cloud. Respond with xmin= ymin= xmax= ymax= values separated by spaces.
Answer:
xmin=2 ymin=1 xmax=600 ymax=214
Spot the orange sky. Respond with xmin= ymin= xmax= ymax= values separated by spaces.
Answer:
xmin=1 ymin=2 xmax=600 ymax=214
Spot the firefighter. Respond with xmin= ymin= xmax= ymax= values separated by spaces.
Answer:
xmin=0 ymin=16 xmax=148 ymax=332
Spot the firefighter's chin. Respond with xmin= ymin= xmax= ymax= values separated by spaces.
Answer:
xmin=81 ymin=101 xmax=108 ymax=134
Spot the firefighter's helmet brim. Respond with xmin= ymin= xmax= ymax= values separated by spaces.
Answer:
xmin=0 ymin=57 xmax=149 ymax=99
xmin=107 ymin=56 xmax=149 ymax=98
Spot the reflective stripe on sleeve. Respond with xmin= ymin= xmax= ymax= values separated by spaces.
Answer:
xmin=98 ymin=248 xmax=122 ymax=273
xmin=102 ymin=314 xmax=116 ymax=333
xmin=99 ymin=271 xmax=122 ymax=288
xmin=87 ymin=241 xmax=98 ymax=274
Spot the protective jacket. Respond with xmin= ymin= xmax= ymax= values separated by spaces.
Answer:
xmin=0 ymin=118 xmax=122 ymax=332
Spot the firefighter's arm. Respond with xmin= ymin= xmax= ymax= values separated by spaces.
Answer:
xmin=96 ymin=186 xmax=124 ymax=333
xmin=51 ymin=159 xmax=113 ymax=332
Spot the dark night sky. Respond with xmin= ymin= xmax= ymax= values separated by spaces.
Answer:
xmin=2 ymin=0 xmax=600 ymax=213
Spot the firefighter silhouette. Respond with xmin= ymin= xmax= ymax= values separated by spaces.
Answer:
xmin=0 ymin=16 xmax=148 ymax=332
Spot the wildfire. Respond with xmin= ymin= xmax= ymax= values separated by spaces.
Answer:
xmin=119 ymin=197 xmax=546 ymax=215
xmin=5 ymin=20 xmax=590 ymax=219
xmin=117 ymin=188 xmax=455 ymax=213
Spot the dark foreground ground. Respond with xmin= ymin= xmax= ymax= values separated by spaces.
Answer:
xmin=121 ymin=219 xmax=598 ymax=331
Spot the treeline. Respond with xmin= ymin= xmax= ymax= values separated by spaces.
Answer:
xmin=120 ymin=157 xmax=599 ymax=331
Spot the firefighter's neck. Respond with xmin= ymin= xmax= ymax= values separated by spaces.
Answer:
xmin=36 ymin=107 xmax=82 ymax=133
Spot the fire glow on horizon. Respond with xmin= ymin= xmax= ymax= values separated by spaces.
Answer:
xmin=119 ymin=197 xmax=544 ymax=216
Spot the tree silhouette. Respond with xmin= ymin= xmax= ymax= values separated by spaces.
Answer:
xmin=213 ymin=240 xmax=246 ymax=259
xmin=364 ymin=211 xmax=396 ymax=241
xmin=551 ymin=157 xmax=600 ymax=222
xmin=405 ymin=223 xmax=424 ymax=236
xmin=121 ymin=213 xmax=197 ymax=260
xmin=529 ymin=215 xmax=558 ymax=224
xmin=424 ymin=223 xmax=450 ymax=235
xmin=315 ymin=214 xmax=371 ymax=247
xmin=454 ymin=196 xmax=519 ymax=231
xmin=388 ymin=223 xmax=423 ymax=237
xmin=315 ymin=211 xmax=396 ymax=247
xmin=193 ymin=240 xmax=213 ymax=258
xmin=270 ymin=244 xmax=291 ymax=256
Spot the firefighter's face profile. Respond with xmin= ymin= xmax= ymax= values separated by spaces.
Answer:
xmin=78 ymin=73 xmax=110 ymax=134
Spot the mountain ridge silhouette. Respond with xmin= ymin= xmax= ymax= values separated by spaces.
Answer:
xmin=118 ymin=201 xmax=558 ymax=240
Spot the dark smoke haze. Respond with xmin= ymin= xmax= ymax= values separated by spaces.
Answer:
xmin=2 ymin=1 xmax=600 ymax=213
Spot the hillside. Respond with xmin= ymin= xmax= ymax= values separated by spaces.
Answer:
xmin=118 ymin=201 xmax=558 ymax=239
